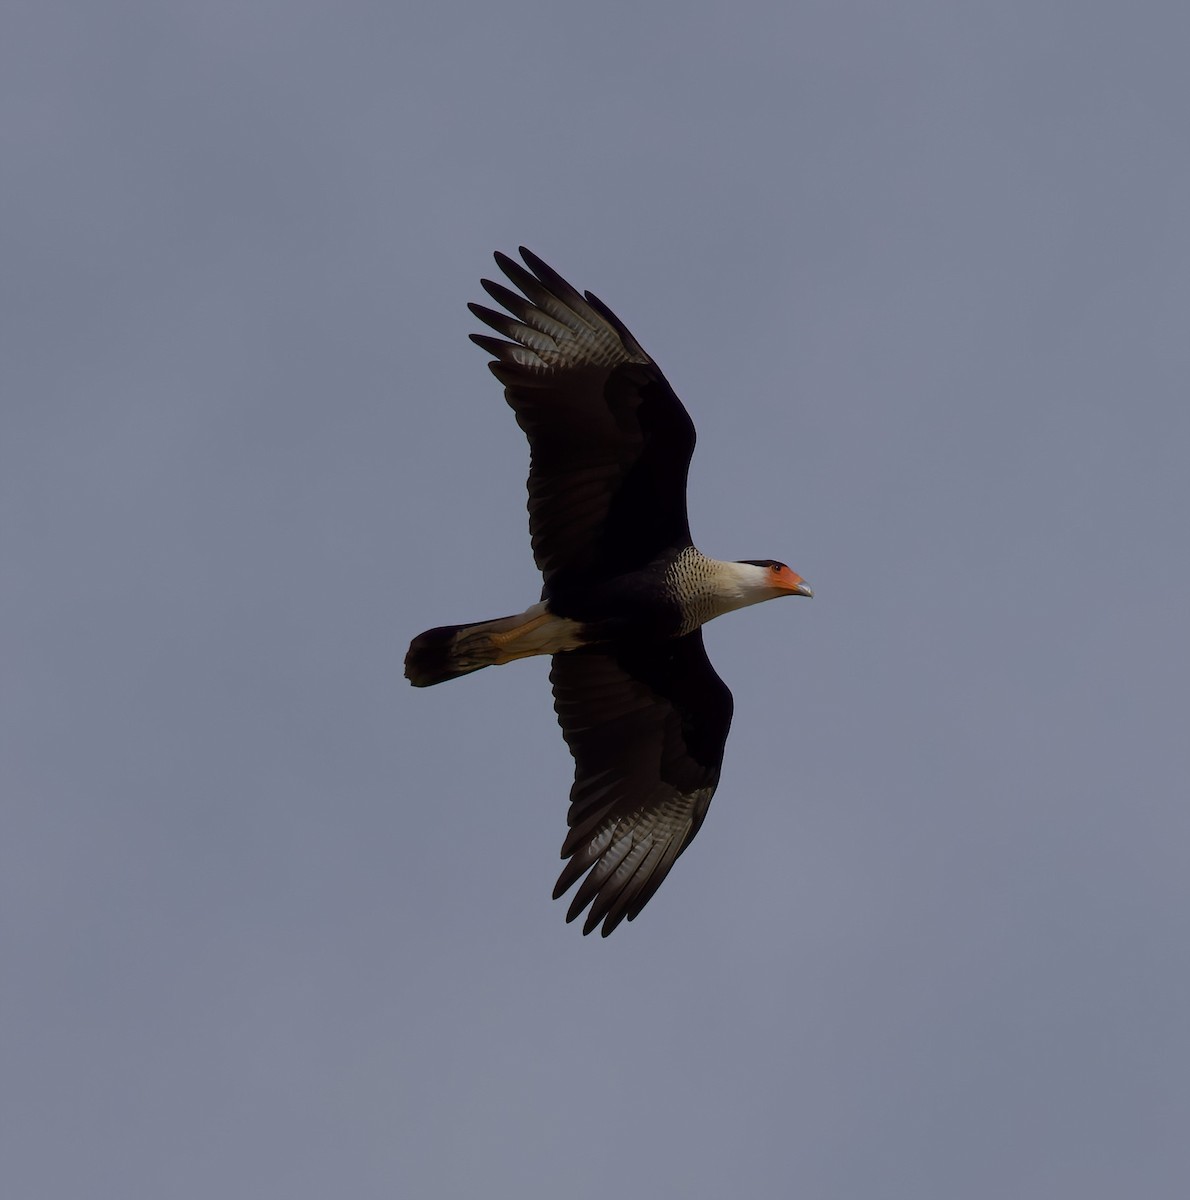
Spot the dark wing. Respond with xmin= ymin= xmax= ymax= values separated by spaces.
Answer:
xmin=469 ymin=248 xmax=695 ymax=590
xmin=549 ymin=631 xmax=733 ymax=936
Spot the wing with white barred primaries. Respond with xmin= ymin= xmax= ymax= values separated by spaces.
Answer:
xmin=548 ymin=630 xmax=733 ymax=936
xmin=469 ymin=248 xmax=696 ymax=592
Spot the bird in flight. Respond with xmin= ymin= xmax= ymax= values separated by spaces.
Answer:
xmin=406 ymin=249 xmax=812 ymax=935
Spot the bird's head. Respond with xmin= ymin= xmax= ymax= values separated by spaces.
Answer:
xmin=735 ymin=559 xmax=814 ymax=601
xmin=702 ymin=558 xmax=813 ymax=618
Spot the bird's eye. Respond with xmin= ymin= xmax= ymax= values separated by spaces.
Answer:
xmin=770 ymin=563 xmax=781 ymax=574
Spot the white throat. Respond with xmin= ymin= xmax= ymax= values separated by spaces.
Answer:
xmin=708 ymin=560 xmax=783 ymax=615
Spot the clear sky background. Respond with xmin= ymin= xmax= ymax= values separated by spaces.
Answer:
xmin=5 ymin=3 xmax=1190 ymax=1197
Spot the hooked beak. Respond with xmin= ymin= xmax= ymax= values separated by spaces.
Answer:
xmin=780 ymin=569 xmax=813 ymax=598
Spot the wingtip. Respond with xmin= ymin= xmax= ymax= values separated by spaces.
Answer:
xmin=518 ymin=247 xmax=554 ymax=284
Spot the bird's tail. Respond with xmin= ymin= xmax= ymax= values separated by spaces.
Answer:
xmin=404 ymin=603 xmax=584 ymax=687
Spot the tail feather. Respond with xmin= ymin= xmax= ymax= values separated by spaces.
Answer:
xmin=404 ymin=604 xmax=585 ymax=687
xmin=404 ymin=622 xmax=485 ymax=687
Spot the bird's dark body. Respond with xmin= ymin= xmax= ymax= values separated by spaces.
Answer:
xmin=544 ymin=549 xmax=688 ymax=643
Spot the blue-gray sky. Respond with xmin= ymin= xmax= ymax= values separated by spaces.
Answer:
xmin=5 ymin=3 xmax=1190 ymax=1196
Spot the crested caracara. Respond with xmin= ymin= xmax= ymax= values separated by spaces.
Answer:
xmin=406 ymin=249 xmax=812 ymax=936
